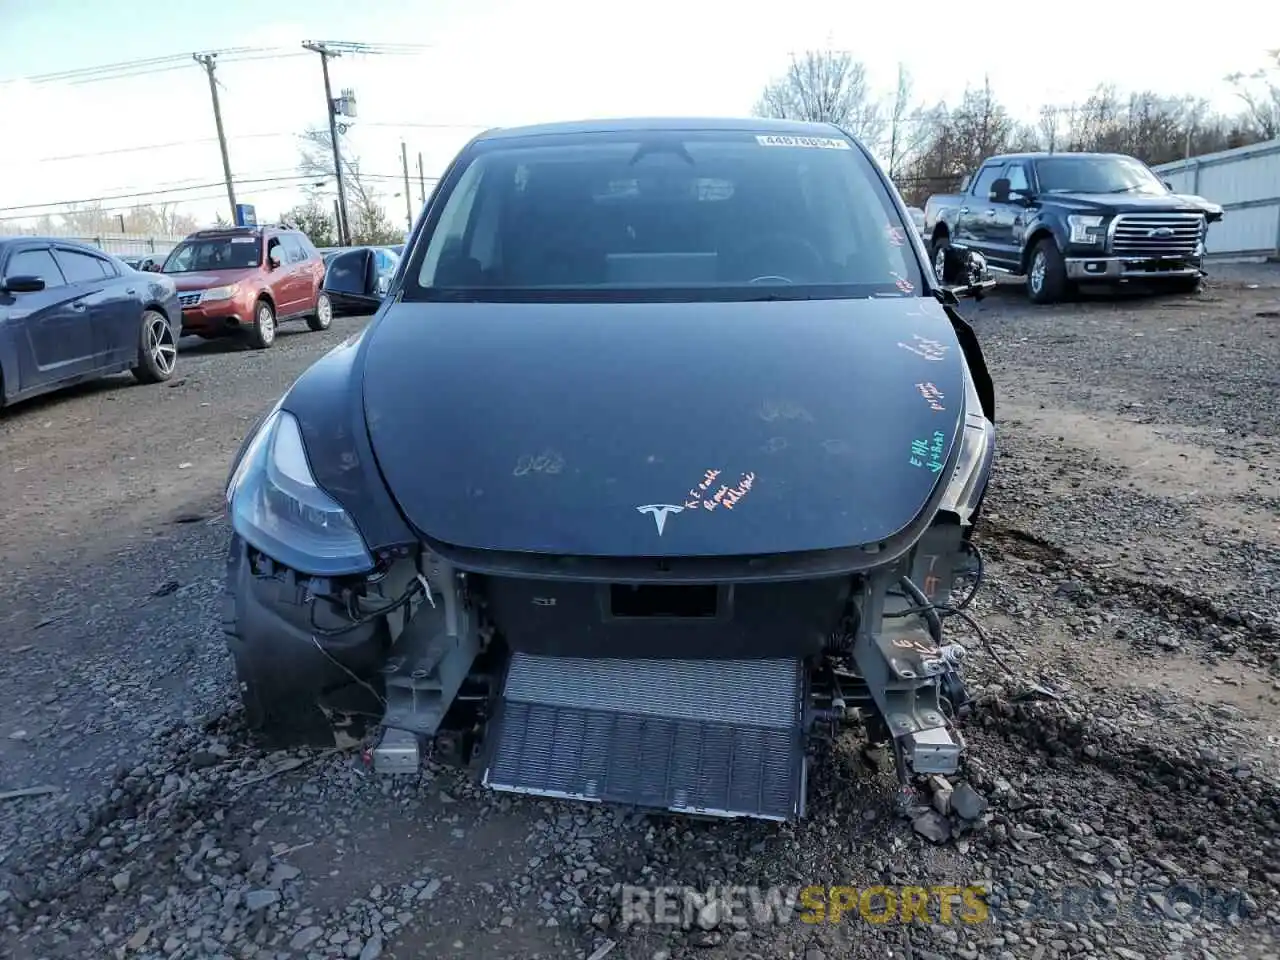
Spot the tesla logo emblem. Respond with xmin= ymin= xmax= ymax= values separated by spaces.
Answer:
xmin=636 ymin=504 xmax=684 ymax=535
xmin=1147 ymin=227 xmax=1174 ymax=238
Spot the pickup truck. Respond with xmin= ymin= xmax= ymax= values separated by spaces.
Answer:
xmin=922 ymin=152 xmax=1224 ymax=304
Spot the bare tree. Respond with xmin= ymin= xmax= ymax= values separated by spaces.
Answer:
xmin=886 ymin=64 xmax=914 ymax=178
xmin=25 ymin=204 xmax=199 ymax=238
xmin=1227 ymin=49 xmax=1280 ymax=139
xmin=754 ymin=50 xmax=887 ymax=146
xmin=1037 ymin=105 xmax=1064 ymax=153
xmin=298 ymin=127 xmax=401 ymax=245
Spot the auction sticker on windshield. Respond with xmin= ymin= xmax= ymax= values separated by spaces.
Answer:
xmin=755 ymin=135 xmax=851 ymax=149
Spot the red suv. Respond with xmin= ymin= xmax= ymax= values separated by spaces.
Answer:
xmin=160 ymin=226 xmax=332 ymax=349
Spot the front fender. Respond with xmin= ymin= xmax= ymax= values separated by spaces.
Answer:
xmin=233 ymin=321 xmax=418 ymax=561
xmin=944 ymin=304 xmax=994 ymax=425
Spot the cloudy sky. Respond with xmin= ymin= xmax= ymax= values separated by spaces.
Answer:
xmin=0 ymin=0 xmax=1267 ymax=233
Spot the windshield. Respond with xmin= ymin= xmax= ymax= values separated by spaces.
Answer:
xmin=163 ymin=236 xmax=261 ymax=273
xmin=406 ymin=130 xmax=921 ymax=303
xmin=1033 ymin=156 xmax=1168 ymax=195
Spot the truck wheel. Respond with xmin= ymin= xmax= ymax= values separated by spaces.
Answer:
xmin=1026 ymin=239 xmax=1067 ymax=304
xmin=930 ymin=236 xmax=952 ymax=282
xmin=245 ymin=299 xmax=276 ymax=349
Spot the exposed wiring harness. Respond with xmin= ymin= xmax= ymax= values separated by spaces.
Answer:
xmin=307 ymin=573 xmax=432 ymax=638
xmin=885 ymin=543 xmax=1013 ymax=677
xmin=952 ymin=540 xmax=984 ymax=611
xmin=302 ymin=574 xmax=436 ymax=709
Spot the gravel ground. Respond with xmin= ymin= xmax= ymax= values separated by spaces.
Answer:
xmin=2 ymin=269 xmax=1279 ymax=960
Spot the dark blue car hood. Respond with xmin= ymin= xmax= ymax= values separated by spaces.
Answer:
xmin=361 ymin=296 xmax=967 ymax=557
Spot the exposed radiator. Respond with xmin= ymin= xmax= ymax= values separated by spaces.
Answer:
xmin=483 ymin=654 xmax=807 ymax=821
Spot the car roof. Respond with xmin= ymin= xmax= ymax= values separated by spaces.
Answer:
xmin=0 ymin=236 xmax=110 ymax=255
xmin=984 ymin=151 xmax=1139 ymax=163
xmin=182 ymin=225 xmax=299 ymax=240
xmin=473 ymin=116 xmax=849 ymax=143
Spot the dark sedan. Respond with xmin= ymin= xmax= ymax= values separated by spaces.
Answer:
xmin=0 ymin=237 xmax=181 ymax=408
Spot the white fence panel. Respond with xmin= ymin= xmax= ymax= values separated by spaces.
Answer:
xmin=1154 ymin=140 xmax=1280 ymax=260
xmin=0 ymin=227 xmax=185 ymax=258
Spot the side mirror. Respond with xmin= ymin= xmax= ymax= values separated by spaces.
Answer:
xmin=267 ymin=248 xmax=283 ymax=268
xmin=1 ymin=275 xmax=47 ymax=294
xmin=988 ymin=177 xmax=1011 ymax=203
xmin=323 ymin=247 xmax=383 ymax=310
xmin=1162 ymin=179 xmax=1173 ymax=191
xmin=939 ymin=248 xmax=996 ymax=302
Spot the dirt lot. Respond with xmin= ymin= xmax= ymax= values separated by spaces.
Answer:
xmin=1 ymin=268 xmax=1279 ymax=960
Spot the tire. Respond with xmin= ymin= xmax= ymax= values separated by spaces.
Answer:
xmin=1026 ymin=238 xmax=1068 ymax=304
xmin=306 ymin=291 xmax=333 ymax=332
xmin=130 ymin=309 xmax=178 ymax=384
xmin=245 ymin=298 xmax=276 ymax=350
xmin=930 ymin=235 xmax=952 ymax=283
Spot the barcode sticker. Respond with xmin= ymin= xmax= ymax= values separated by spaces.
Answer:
xmin=755 ymin=135 xmax=851 ymax=149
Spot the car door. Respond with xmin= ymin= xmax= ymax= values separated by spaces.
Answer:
xmin=956 ymin=162 xmax=1005 ymax=257
xmin=54 ymin=247 xmax=136 ymax=366
xmin=1 ymin=245 xmax=98 ymax=391
xmin=984 ymin=161 xmax=1031 ymax=268
xmin=283 ymin=235 xmax=313 ymax=314
xmin=263 ymin=235 xmax=294 ymax=315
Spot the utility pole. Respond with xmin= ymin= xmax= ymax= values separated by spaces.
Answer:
xmin=417 ymin=152 xmax=426 ymax=204
xmin=400 ymin=141 xmax=413 ymax=231
xmin=193 ymin=52 xmax=237 ymax=222
xmin=303 ymin=41 xmax=350 ymax=245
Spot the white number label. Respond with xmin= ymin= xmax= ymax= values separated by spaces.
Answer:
xmin=755 ymin=135 xmax=851 ymax=150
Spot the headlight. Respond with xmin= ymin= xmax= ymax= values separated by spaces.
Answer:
xmin=202 ymin=284 xmax=240 ymax=302
xmin=939 ymin=368 xmax=995 ymax=525
xmin=1067 ymin=215 xmax=1105 ymax=245
xmin=226 ymin=409 xmax=374 ymax=575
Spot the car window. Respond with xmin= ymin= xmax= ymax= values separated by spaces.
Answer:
xmin=410 ymin=130 xmax=921 ymax=302
xmin=1004 ymin=163 xmax=1029 ymax=192
xmin=164 ymin=237 xmax=262 ymax=272
xmin=5 ymin=248 xmax=67 ymax=288
xmin=282 ymin=235 xmax=307 ymax=263
xmin=295 ymin=234 xmax=319 ymax=261
xmin=1033 ymin=155 xmax=1167 ymax=195
xmin=54 ymin=248 xmax=113 ymax=283
xmin=970 ymin=164 xmax=1006 ymax=200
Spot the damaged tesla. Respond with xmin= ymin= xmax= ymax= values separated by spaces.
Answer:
xmin=222 ymin=117 xmax=998 ymax=822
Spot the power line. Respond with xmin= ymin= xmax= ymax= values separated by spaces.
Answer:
xmin=0 ymin=182 xmax=322 ymax=224
xmin=48 ymin=166 xmax=305 ymax=201
xmin=32 ymin=132 xmax=295 ymax=164
xmin=0 ymin=175 xmax=339 ymax=214
xmin=31 ymin=123 xmax=483 ymax=165
xmin=0 ymin=170 xmax=418 ymax=215
xmin=2 ymin=47 xmax=309 ymax=86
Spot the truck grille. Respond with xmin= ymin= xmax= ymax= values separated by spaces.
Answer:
xmin=1109 ymin=213 xmax=1204 ymax=257
xmin=178 ymin=292 xmax=202 ymax=308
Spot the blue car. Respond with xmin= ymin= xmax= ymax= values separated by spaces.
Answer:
xmin=0 ymin=237 xmax=181 ymax=409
